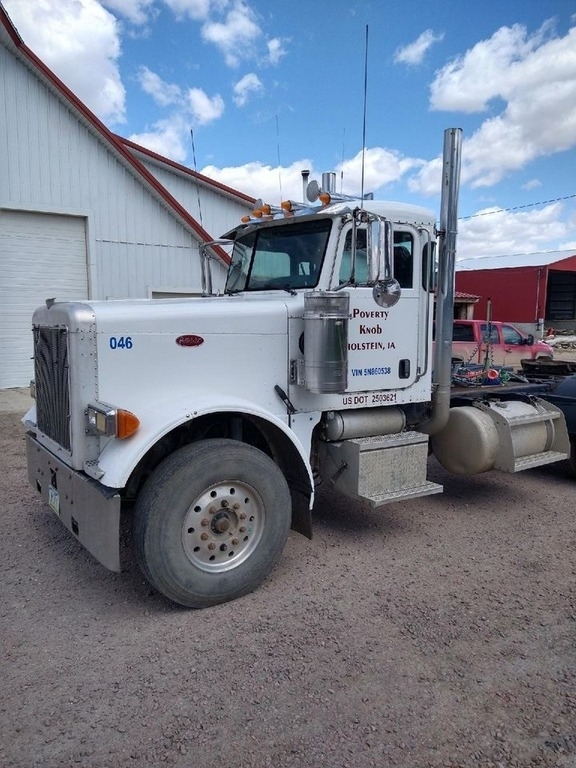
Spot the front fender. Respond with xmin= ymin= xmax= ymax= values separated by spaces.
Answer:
xmin=95 ymin=394 xmax=315 ymax=495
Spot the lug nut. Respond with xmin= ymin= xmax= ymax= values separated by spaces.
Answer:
xmin=200 ymin=533 xmax=209 ymax=541
xmin=201 ymin=518 xmax=209 ymax=527
xmin=232 ymin=538 xmax=239 ymax=546
xmin=239 ymin=512 xmax=247 ymax=520
xmin=208 ymin=543 xmax=216 ymax=550
xmin=239 ymin=526 xmax=246 ymax=533
xmin=232 ymin=503 xmax=240 ymax=510
xmin=209 ymin=506 xmax=217 ymax=514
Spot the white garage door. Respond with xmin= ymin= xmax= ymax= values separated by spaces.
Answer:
xmin=0 ymin=210 xmax=88 ymax=388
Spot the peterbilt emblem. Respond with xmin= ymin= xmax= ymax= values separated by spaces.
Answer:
xmin=176 ymin=335 xmax=204 ymax=347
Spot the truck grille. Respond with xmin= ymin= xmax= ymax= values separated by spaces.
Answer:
xmin=34 ymin=326 xmax=71 ymax=451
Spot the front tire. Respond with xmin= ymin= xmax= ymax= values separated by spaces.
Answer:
xmin=133 ymin=439 xmax=292 ymax=608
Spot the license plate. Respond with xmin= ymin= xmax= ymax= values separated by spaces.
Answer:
xmin=48 ymin=486 xmax=60 ymax=515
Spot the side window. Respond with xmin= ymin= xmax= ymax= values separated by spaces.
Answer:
xmin=502 ymin=325 xmax=523 ymax=345
xmin=338 ymin=228 xmax=414 ymax=287
xmin=394 ymin=232 xmax=413 ymax=289
xmin=452 ymin=323 xmax=475 ymax=342
xmin=422 ymin=241 xmax=436 ymax=291
xmin=339 ymin=229 xmax=368 ymax=284
xmin=480 ymin=324 xmax=499 ymax=344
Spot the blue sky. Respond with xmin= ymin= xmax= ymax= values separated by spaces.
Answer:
xmin=4 ymin=0 xmax=576 ymax=260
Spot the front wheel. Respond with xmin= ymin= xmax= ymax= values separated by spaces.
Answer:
xmin=133 ymin=439 xmax=292 ymax=608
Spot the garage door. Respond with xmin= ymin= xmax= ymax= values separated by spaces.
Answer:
xmin=0 ymin=210 xmax=88 ymax=388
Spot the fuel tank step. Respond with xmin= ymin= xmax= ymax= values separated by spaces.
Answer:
xmin=318 ymin=430 xmax=443 ymax=506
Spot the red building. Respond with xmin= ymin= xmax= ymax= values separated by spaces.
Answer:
xmin=455 ymin=251 xmax=576 ymax=336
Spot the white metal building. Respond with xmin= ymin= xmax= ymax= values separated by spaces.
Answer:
xmin=0 ymin=4 xmax=254 ymax=388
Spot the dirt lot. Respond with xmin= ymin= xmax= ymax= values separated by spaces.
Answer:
xmin=1 ymin=395 xmax=576 ymax=768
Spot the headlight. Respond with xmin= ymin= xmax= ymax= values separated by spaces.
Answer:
xmin=85 ymin=403 xmax=140 ymax=439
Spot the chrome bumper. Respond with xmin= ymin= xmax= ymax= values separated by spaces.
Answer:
xmin=26 ymin=433 xmax=121 ymax=571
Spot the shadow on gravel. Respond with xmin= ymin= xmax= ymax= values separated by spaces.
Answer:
xmin=31 ymin=502 xmax=179 ymax=613
xmin=311 ymin=484 xmax=413 ymax=538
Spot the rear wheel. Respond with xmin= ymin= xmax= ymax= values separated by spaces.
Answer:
xmin=133 ymin=439 xmax=291 ymax=607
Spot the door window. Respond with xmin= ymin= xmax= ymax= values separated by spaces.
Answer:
xmin=339 ymin=229 xmax=414 ymax=287
xmin=502 ymin=325 xmax=523 ymax=345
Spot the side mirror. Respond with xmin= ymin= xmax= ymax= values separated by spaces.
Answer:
xmin=366 ymin=218 xmax=393 ymax=283
xmin=365 ymin=217 xmax=401 ymax=308
xmin=525 ymin=334 xmax=534 ymax=346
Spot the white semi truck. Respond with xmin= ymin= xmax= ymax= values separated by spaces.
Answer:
xmin=24 ymin=129 xmax=569 ymax=607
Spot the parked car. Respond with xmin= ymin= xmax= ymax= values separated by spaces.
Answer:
xmin=450 ymin=320 xmax=554 ymax=371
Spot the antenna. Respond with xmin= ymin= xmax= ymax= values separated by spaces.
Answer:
xmin=276 ymin=114 xmax=283 ymax=204
xmin=340 ymin=128 xmax=346 ymax=194
xmin=190 ymin=129 xmax=204 ymax=229
xmin=360 ymin=24 xmax=369 ymax=207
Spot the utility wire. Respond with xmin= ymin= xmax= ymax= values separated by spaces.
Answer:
xmin=460 ymin=193 xmax=576 ymax=220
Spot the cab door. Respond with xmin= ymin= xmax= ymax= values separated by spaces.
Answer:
xmin=501 ymin=323 xmax=529 ymax=369
xmin=337 ymin=222 xmax=429 ymax=392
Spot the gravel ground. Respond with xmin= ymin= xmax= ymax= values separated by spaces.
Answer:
xmin=1 ymin=394 xmax=576 ymax=768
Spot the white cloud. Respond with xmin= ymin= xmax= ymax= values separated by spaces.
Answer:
xmin=138 ymin=66 xmax=182 ymax=106
xmin=522 ymin=179 xmax=542 ymax=191
xmin=129 ymin=115 xmax=189 ymax=161
xmin=200 ymin=159 xmax=315 ymax=202
xmin=101 ymin=0 xmax=155 ymax=25
xmin=201 ymin=0 xmax=261 ymax=67
xmin=410 ymin=23 xmax=576 ymax=193
xmin=4 ymin=0 xmax=126 ymax=125
xmin=136 ymin=68 xmax=223 ymax=125
xmin=430 ymin=22 xmax=553 ymax=112
xmin=131 ymin=67 xmax=224 ymax=158
xmin=338 ymin=147 xmax=424 ymax=197
xmin=233 ymin=73 xmax=263 ymax=106
xmin=458 ymin=202 xmax=571 ymax=259
xmin=267 ymin=37 xmax=287 ymax=65
xmin=162 ymin=0 xmax=228 ymax=21
xmin=186 ymin=87 xmax=225 ymax=124
xmin=394 ymin=29 xmax=444 ymax=66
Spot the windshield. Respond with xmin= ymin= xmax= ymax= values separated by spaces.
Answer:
xmin=225 ymin=218 xmax=332 ymax=293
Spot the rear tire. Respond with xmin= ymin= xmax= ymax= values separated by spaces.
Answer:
xmin=133 ymin=439 xmax=291 ymax=608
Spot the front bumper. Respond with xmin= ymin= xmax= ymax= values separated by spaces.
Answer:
xmin=26 ymin=434 xmax=121 ymax=571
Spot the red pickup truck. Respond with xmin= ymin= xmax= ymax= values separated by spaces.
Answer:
xmin=451 ymin=320 xmax=554 ymax=371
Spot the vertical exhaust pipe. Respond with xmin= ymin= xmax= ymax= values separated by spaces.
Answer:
xmin=420 ymin=128 xmax=463 ymax=436
xmin=301 ymin=170 xmax=310 ymax=202
xmin=322 ymin=172 xmax=337 ymax=194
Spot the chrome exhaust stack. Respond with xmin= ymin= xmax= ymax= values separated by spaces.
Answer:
xmin=420 ymin=127 xmax=462 ymax=436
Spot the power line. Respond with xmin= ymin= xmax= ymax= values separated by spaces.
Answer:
xmin=460 ymin=193 xmax=576 ymax=220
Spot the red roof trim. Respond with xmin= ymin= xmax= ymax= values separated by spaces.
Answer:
xmin=1 ymin=3 xmax=21 ymax=45
xmin=0 ymin=4 xmax=232 ymax=266
xmin=118 ymin=136 xmax=256 ymax=205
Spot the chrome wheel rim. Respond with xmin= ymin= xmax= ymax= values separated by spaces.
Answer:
xmin=182 ymin=480 xmax=265 ymax=572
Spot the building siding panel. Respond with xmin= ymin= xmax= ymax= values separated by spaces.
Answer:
xmin=1 ymin=30 xmax=236 ymax=385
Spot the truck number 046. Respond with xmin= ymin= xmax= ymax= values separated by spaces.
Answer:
xmin=109 ymin=336 xmax=133 ymax=350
